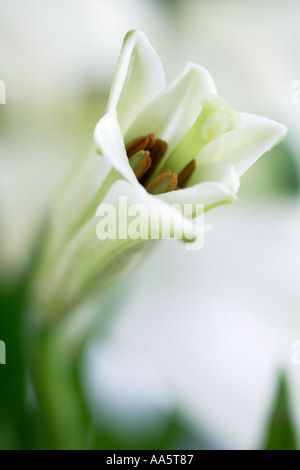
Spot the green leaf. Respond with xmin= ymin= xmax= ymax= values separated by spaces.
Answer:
xmin=262 ymin=371 xmax=298 ymax=450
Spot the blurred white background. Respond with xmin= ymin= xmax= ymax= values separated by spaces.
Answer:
xmin=1 ymin=0 xmax=300 ymax=449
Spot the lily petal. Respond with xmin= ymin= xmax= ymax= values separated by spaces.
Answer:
xmin=159 ymin=182 xmax=236 ymax=213
xmin=188 ymin=162 xmax=240 ymax=194
xmin=94 ymin=110 xmax=137 ymax=185
xmin=125 ymin=62 xmax=217 ymax=164
xmin=159 ymin=163 xmax=240 ymax=212
xmin=101 ymin=180 xmax=198 ymax=242
xmin=107 ymin=30 xmax=166 ymax=134
xmin=194 ymin=113 xmax=288 ymax=176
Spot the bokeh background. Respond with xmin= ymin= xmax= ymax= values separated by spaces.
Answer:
xmin=1 ymin=0 xmax=300 ymax=449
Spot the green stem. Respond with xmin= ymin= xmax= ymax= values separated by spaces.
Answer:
xmin=29 ymin=323 xmax=89 ymax=449
xmin=0 ymin=280 xmax=27 ymax=449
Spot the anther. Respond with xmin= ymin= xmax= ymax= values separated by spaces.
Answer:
xmin=177 ymin=159 xmax=196 ymax=188
xmin=126 ymin=135 xmax=149 ymax=158
xmin=146 ymin=133 xmax=156 ymax=150
xmin=145 ymin=170 xmax=178 ymax=195
xmin=140 ymin=139 xmax=168 ymax=185
xmin=129 ymin=150 xmax=152 ymax=180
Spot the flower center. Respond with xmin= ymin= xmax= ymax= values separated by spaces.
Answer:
xmin=126 ymin=134 xmax=195 ymax=195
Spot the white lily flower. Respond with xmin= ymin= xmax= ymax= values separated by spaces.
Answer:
xmin=33 ymin=30 xmax=287 ymax=322
xmin=94 ymin=30 xmax=287 ymax=214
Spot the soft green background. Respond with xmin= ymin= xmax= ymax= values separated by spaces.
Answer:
xmin=0 ymin=0 xmax=300 ymax=449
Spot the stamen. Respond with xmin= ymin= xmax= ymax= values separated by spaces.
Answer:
xmin=140 ymin=139 xmax=168 ymax=185
xmin=145 ymin=170 xmax=178 ymax=195
xmin=177 ymin=159 xmax=196 ymax=188
xmin=129 ymin=150 xmax=152 ymax=180
xmin=126 ymin=134 xmax=172 ymax=194
xmin=126 ymin=135 xmax=149 ymax=158
xmin=146 ymin=133 xmax=156 ymax=150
